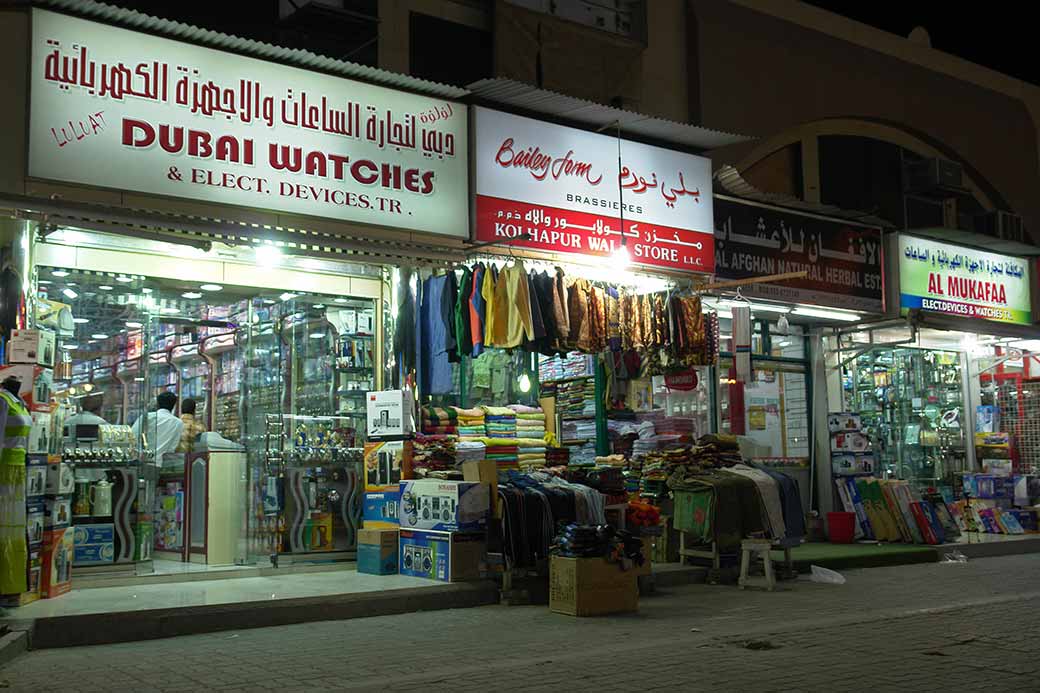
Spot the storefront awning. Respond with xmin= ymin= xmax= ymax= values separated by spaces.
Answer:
xmin=467 ymin=78 xmax=751 ymax=151
xmin=905 ymin=226 xmax=1040 ymax=257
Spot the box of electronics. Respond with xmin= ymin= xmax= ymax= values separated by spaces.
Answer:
xmin=0 ymin=364 xmax=54 ymax=411
xmin=398 ymin=528 xmax=484 ymax=582
xmin=363 ymin=439 xmax=414 ymax=493
xmin=73 ymin=523 xmax=116 ymax=565
xmin=399 ymin=480 xmax=490 ymax=532
xmin=45 ymin=460 xmax=74 ymax=495
xmin=366 ymin=389 xmax=416 ymax=438
xmin=7 ymin=328 xmax=56 ymax=368
xmin=44 ymin=495 xmax=71 ymax=529
xmin=831 ymin=431 xmax=870 ymax=452
xmin=41 ymin=527 xmax=73 ymax=598
xmin=549 ymin=555 xmax=638 ymax=617
xmin=26 ymin=454 xmax=47 ymax=497
xmin=357 ymin=528 xmax=399 ymax=575
xmin=831 ymin=452 xmax=875 ymax=475
xmin=976 ymin=405 xmax=1001 ymax=434
xmin=362 ymin=490 xmax=401 ymax=529
xmin=26 ymin=500 xmax=45 ymax=548
xmin=827 ymin=412 xmax=862 ymax=433
xmin=28 ymin=410 xmax=61 ymax=455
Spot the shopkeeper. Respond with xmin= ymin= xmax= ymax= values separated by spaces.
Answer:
xmin=177 ymin=398 xmax=207 ymax=453
xmin=64 ymin=393 xmax=107 ymax=444
xmin=131 ymin=391 xmax=184 ymax=466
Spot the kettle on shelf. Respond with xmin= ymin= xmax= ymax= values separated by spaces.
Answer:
xmin=90 ymin=478 xmax=113 ymax=516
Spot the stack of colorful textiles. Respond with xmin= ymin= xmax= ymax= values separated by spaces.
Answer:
xmin=546 ymin=447 xmax=570 ymax=467
xmin=556 ymin=377 xmax=593 ymax=419
xmin=510 ymin=404 xmax=547 ymax=441
xmin=455 ymin=440 xmax=487 ymax=463
xmin=561 ymin=419 xmax=597 ymax=442
xmin=569 ymin=442 xmax=597 ymax=467
xmin=421 ymin=406 xmax=458 ymax=435
xmin=538 ymin=353 xmax=595 ymax=382
xmin=413 ymin=434 xmax=457 ymax=472
xmin=479 ymin=436 xmax=521 ymax=469
xmin=482 ymin=405 xmax=517 ymax=438
xmin=452 ymin=406 xmax=485 ymax=439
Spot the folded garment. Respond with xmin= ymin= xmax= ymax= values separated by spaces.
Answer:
xmin=422 ymin=406 xmax=458 ymax=425
xmin=508 ymin=404 xmax=542 ymax=414
xmin=481 ymin=405 xmax=516 ymax=417
xmin=422 ymin=426 xmax=457 ymax=435
xmin=453 ymin=406 xmax=484 ymax=418
xmin=516 ymin=413 xmax=546 ymax=421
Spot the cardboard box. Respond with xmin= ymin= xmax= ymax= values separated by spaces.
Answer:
xmin=44 ymin=496 xmax=71 ymax=529
xmin=366 ymin=390 xmax=415 ymax=438
xmin=462 ymin=459 xmax=500 ymax=518
xmin=41 ymin=527 xmax=73 ymax=598
xmin=73 ymin=523 xmax=116 ymax=566
xmin=25 ymin=455 xmax=47 ymax=497
xmin=26 ymin=501 xmax=45 ymax=548
xmin=399 ymin=480 xmax=490 ymax=532
xmin=357 ymin=528 xmax=399 ymax=575
xmin=398 ymin=528 xmax=484 ymax=582
xmin=827 ymin=412 xmax=862 ymax=433
xmin=362 ymin=490 xmax=400 ymax=528
xmin=7 ymin=329 xmax=56 ymax=367
xmin=549 ymin=555 xmax=638 ymax=616
xmin=363 ymin=440 xmax=414 ymax=493
xmin=0 ymin=364 xmax=54 ymax=411
xmin=45 ymin=461 xmax=75 ymax=495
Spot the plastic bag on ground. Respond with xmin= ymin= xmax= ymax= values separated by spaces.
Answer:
xmin=942 ymin=551 xmax=969 ymax=563
xmin=809 ymin=564 xmax=846 ymax=585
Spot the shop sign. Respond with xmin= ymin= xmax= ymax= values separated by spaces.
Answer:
xmin=899 ymin=235 xmax=1032 ymax=325
xmin=664 ymin=369 xmax=699 ymax=391
xmin=473 ymin=108 xmax=714 ymax=272
xmin=713 ymin=197 xmax=884 ymax=312
xmin=28 ymin=10 xmax=468 ymax=238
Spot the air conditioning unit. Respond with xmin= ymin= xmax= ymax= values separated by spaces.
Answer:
xmin=979 ymin=210 xmax=1026 ymax=243
xmin=904 ymin=157 xmax=964 ymax=196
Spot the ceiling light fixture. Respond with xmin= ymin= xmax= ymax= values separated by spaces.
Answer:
xmin=255 ymin=244 xmax=283 ymax=267
xmin=280 ymin=292 xmax=296 ymax=301
xmin=199 ymin=284 xmax=223 ymax=292
xmin=62 ymin=288 xmax=78 ymax=299
xmin=334 ymin=298 xmax=349 ymax=304
xmin=61 ymin=343 xmax=78 ymax=350
xmin=73 ymin=317 xmax=89 ymax=324
xmin=52 ymin=270 xmax=70 ymax=277
xmin=792 ymin=306 xmax=861 ymax=322
xmin=141 ymin=287 xmax=153 ymax=294
xmin=91 ymin=333 xmax=108 ymax=339
xmin=181 ymin=291 xmax=203 ymax=299
xmin=98 ymin=285 xmax=114 ymax=291
xmin=126 ymin=321 xmax=143 ymax=328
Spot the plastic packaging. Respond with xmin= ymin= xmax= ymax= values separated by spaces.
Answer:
xmin=809 ymin=564 xmax=847 ymax=585
xmin=942 ymin=550 xmax=969 ymax=563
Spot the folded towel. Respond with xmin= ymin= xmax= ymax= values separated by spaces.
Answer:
xmin=508 ymin=404 xmax=543 ymax=414
xmin=481 ymin=406 xmax=515 ymax=417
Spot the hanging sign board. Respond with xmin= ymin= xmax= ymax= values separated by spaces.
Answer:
xmin=664 ymin=369 xmax=699 ymax=391
xmin=898 ymin=235 xmax=1032 ymax=325
xmin=28 ymin=10 xmax=468 ymax=238
xmin=713 ymin=197 xmax=884 ymax=312
xmin=473 ymin=107 xmax=714 ymax=272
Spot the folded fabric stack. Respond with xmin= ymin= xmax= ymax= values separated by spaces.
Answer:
xmin=413 ymin=433 xmax=457 ymax=472
xmin=455 ymin=440 xmax=487 ymax=464
xmin=561 ymin=419 xmax=597 ymax=442
xmin=538 ymin=353 xmax=595 ymax=381
xmin=482 ymin=405 xmax=517 ymax=439
xmin=452 ymin=406 xmax=486 ymax=439
xmin=422 ymin=406 xmax=458 ymax=435
xmin=510 ymin=404 xmax=547 ymax=441
xmin=569 ymin=441 xmax=597 ymax=467
xmin=546 ymin=447 xmax=570 ymax=467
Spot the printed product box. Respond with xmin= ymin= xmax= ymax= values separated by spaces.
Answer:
xmin=25 ymin=455 xmax=47 ymax=497
xmin=398 ymin=528 xmax=484 ymax=582
xmin=976 ymin=405 xmax=1001 ymax=434
xmin=549 ymin=555 xmax=638 ymax=617
xmin=363 ymin=439 xmax=414 ymax=493
xmin=1004 ymin=509 xmax=1038 ymax=533
xmin=45 ymin=461 xmax=75 ymax=495
xmin=982 ymin=459 xmax=1013 ymax=477
xmin=827 ymin=412 xmax=862 ymax=433
xmin=399 ymin=480 xmax=490 ymax=532
xmin=830 ymin=431 xmax=869 ymax=452
xmin=26 ymin=500 xmax=45 ymax=548
xmin=44 ymin=495 xmax=71 ymax=529
xmin=0 ymin=364 xmax=54 ymax=411
xmin=362 ymin=490 xmax=400 ymax=529
xmin=41 ymin=527 xmax=73 ymax=598
xmin=28 ymin=411 xmax=54 ymax=455
xmin=366 ymin=389 xmax=415 ymax=438
xmin=73 ymin=523 xmax=116 ymax=566
xmin=357 ymin=528 xmax=399 ymax=575
xmin=7 ymin=329 xmax=56 ymax=368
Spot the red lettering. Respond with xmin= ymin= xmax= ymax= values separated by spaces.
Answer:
xmin=122 ymin=118 xmax=154 ymax=147
xmin=158 ymin=124 xmax=182 ymax=154
xmin=351 ymin=159 xmax=378 ymax=185
xmin=269 ymin=144 xmax=302 ymax=172
xmin=188 ymin=130 xmax=212 ymax=158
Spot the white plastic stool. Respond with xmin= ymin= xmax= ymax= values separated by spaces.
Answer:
xmin=738 ymin=539 xmax=776 ymax=591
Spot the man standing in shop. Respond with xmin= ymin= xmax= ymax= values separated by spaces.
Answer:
xmin=131 ymin=390 xmax=184 ymax=467
xmin=64 ymin=393 xmax=107 ymax=444
xmin=177 ymin=398 xmax=207 ymax=453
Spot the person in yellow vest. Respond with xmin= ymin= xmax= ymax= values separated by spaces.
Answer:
xmin=0 ymin=376 xmax=32 ymax=595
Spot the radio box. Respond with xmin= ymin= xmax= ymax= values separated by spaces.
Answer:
xmin=357 ymin=528 xmax=399 ymax=575
xmin=362 ymin=490 xmax=400 ymax=529
xmin=363 ymin=439 xmax=413 ymax=493
xmin=398 ymin=528 xmax=484 ymax=582
xmin=8 ymin=329 xmax=56 ymax=368
xmin=366 ymin=389 xmax=415 ymax=438
xmin=41 ymin=527 xmax=73 ymax=598
xmin=0 ymin=364 xmax=54 ymax=411
xmin=398 ymin=480 xmax=490 ymax=532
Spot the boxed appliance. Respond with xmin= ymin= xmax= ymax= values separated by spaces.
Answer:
xmin=398 ymin=528 xmax=484 ymax=582
xmin=25 ymin=454 xmax=48 ymax=497
xmin=0 ymin=364 xmax=54 ymax=411
xmin=7 ymin=328 xmax=56 ymax=368
xmin=44 ymin=496 xmax=71 ymax=529
xmin=26 ymin=500 xmax=45 ymax=548
xmin=28 ymin=411 xmax=54 ymax=455
xmin=362 ymin=490 xmax=400 ymax=529
xmin=73 ymin=523 xmax=116 ymax=565
xmin=399 ymin=480 xmax=490 ymax=532
xmin=976 ymin=405 xmax=1001 ymax=434
xmin=363 ymin=439 xmax=414 ymax=493
xmin=357 ymin=528 xmax=399 ymax=575
xmin=45 ymin=460 xmax=75 ymax=495
xmin=366 ymin=389 xmax=415 ymax=438
xmin=982 ymin=459 xmax=1013 ymax=477
xmin=549 ymin=555 xmax=639 ymax=617
xmin=830 ymin=431 xmax=870 ymax=452
xmin=41 ymin=527 xmax=73 ymax=598
xmin=827 ymin=412 xmax=862 ymax=433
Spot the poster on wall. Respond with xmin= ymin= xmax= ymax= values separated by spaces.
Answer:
xmin=473 ymin=107 xmax=715 ymax=272
xmin=898 ymin=235 xmax=1032 ymax=325
xmin=28 ymin=10 xmax=468 ymax=238
xmin=713 ymin=197 xmax=884 ymax=312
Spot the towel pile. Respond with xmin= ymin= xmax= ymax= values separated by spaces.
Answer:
xmin=413 ymin=433 xmax=456 ymax=472
xmin=482 ymin=405 xmax=517 ymax=439
xmin=452 ymin=406 xmax=486 ymax=439
xmin=422 ymin=406 xmax=457 ymax=435
xmin=557 ymin=378 xmax=596 ymax=419
xmin=510 ymin=404 xmax=547 ymax=441
xmin=569 ymin=441 xmax=597 ymax=467
xmin=455 ymin=440 xmax=487 ymax=464
xmin=480 ymin=436 xmax=520 ymax=469
xmin=517 ymin=437 xmax=547 ymax=468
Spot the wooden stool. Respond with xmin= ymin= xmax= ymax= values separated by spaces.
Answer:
xmin=738 ymin=539 xmax=776 ymax=591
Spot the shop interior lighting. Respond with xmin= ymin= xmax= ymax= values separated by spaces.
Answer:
xmin=160 ymin=307 xmax=179 ymax=314
xmin=313 ymin=304 xmax=326 ymax=309
xmin=91 ymin=333 xmax=108 ymax=339
xmin=126 ymin=321 xmax=143 ymax=328
xmin=141 ymin=287 xmax=153 ymax=294
xmin=791 ymin=306 xmax=860 ymax=321
xmin=280 ymin=292 xmax=296 ymax=301
xmin=52 ymin=269 xmax=70 ymax=277
xmin=182 ymin=291 xmax=203 ymax=299
xmin=334 ymin=297 xmax=349 ymax=304
xmin=115 ymin=275 xmax=133 ymax=283
xmin=199 ymin=284 xmax=223 ymax=292
xmin=611 ymin=243 xmax=631 ymax=269
xmin=263 ymin=299 xmax=276 ymax=305
xmin=61 ymin=344 xmax=78 ymax=350
xmin=255 ymin=244 xmax=284 ymax=267
xmin=98 ymin=285 xmax=114 ymax=291
xmin=38 ymin=280 xmax=52 ymax=285
xmin=72 ymin=317 xmax=89 ymax=324
xmin=61 ymin=287 xmax=78 ymax=299
xmin=517 ymin=372 xmax=532 ymax=393
xmin=309 ymin=332 xmax=326 ymax=339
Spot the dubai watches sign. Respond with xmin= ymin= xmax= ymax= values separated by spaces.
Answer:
xmin=28 ymin=10 xmax=468 ymax=237
xmin=473 ymin=107 xmax=714 ymax=272
xmin=899 ymin=235 xmax=1032 ymax=325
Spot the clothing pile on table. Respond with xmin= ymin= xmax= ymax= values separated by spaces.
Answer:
xmin=479 ymin=437 xmax=520 ymax=470
xmin=545 ymin=447 xmax=570 ymax=468
xmin=453 ymin=406 xmax=485 ymax=439
xmin=517 ymin=437 xmax=547 ymax=468
xmin=421 ymin=406 xmax=457 ymax=435
xmin=412 ymin=434 xmax=456 ymax=473
xmin=482 ymin=405 xmax=517 ymax=438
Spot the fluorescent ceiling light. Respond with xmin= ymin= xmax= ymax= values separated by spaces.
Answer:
xmin=61 ymin=344 xmax=78 ymax=350
xmin=115 ymin=275 xmax=133 ymax=283
xmin=262 ymin=299 xmax=276 ymax=305
xmin=334 ymin=298 xmax=349 ymax=304
xmin=309 ymin=332 xmax=326 ymax=339
xmin=62 ymin=288 xmax=78 ymax=299
xmin=98 ymin=285 xmax=113 ymax=291
xmin=280 ymin=292 xmax=296 ymax=301
xmin=182 ymin=291 xmax=203 ymax=299
xmin=38 ymin=280 xmax=52 ymax=285
xmin=161 ymin=307 xmax=179 ymax=314
xmin=126 ymin=321 xmax=143 ymax=328
xmin=52 ymin=270 xmax=70 ymax=277
xmin=200 ymin=284 xmax=223 ymax=292
xmin=141 ymin=287 xmax=153 ymax=294
xmin=792 ymin=306 xmax=861 ymax=321
xmin=256 ymin=244 xmax=283 ymax=267
xmin=73 ymin=317 xmax=89 ymax=324
xmin=313 ymin=304 xmax=326 ymax=309
xmin=91 ymin=333 xmax=108 ymax=339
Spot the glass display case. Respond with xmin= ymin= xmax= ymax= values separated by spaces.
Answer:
xmin=844 ymin=347 xmax=967 ymax=486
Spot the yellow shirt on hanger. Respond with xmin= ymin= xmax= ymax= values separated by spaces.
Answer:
xmin=482 ymin=264 xmax=497 ymax=348
xmin=492 ymin=261 xmax=535 ymax=348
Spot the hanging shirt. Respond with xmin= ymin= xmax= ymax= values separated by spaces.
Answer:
xmin=454 ymin=266 xmax=473 ymax=359
xmin=492 ymin=261 xmax=535 ymax=349
xmin=482 ymin=264 xmax=498 ymax=349
xmin=469 ymin=264 xmax=487 ymax=358
xmin=419 ymin=274 xmax=455 ymax=395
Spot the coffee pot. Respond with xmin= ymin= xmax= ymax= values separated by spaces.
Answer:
xmin=90 ymin=479 xmax=113 ymax=516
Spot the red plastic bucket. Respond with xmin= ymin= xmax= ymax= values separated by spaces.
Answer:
xmin=827 ymin=512 xmax=856 ymax=544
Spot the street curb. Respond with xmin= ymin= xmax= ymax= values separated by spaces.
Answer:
xmin=0 ymin=630 xmax=28 ymax=667
xmin=26 ymin=581 xmax=500 ymax=649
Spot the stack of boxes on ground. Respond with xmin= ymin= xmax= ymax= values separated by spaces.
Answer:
xmin=357 ymin=390 xmax=491 ymax=581
xmin=1 ymin=328 xmax=72 ymax=604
